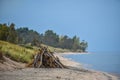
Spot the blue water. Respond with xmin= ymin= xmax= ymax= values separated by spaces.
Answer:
xmin=65 ymin=52 xmax=120 ymax=73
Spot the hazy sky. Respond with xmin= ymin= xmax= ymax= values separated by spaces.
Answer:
xmin=0 ymin=0 xmax=120 ymax=52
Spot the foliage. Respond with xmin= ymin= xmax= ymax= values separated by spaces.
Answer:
xmin=59 ymin=35 xmax=73 ymax=49
xmin=72 ymin=36 xmax=80 ymax=51
xmin=43 ymin=30 xmax=59 ymax=47
xmin=16 ymin=27 xmax=41 ymax=46
xmin=0 ymin=23 xmax=17 ymax=43
xmin=0 ymin=23 xmax=9 ymax=41
xmin=7 ymin=23 xmax=17 ymax=43
xmin=80 ymin=40 xmax=88 ymax=52
xmin=0 ymin=23 xmax=88 ymax=52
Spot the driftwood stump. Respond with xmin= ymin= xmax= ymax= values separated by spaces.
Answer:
xmin=33 ymin=47 xmax=66 ymax=68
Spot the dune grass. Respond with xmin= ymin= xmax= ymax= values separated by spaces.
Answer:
xmin=0 ymin=40 xmax=71 ymax=63
xmin=0 ymin=40 xmax=34 ymax=63
xmin=41 ymin=44 xmax=70 ymax=53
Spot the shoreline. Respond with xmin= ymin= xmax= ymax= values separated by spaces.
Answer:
xmin=54 ymin=53 xmax=82 ymax=68
xmin=56 ymin=52 xmax=90 ymax=55
xmin=55 ymin=52 xmax=119 ymax=80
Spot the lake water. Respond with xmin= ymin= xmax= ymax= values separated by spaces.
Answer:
xmin=65 ymin=52 xmax=120 ymax=74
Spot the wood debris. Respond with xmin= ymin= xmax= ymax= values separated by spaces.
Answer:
xmin=27 ymin=47 xmax=67 ymax=68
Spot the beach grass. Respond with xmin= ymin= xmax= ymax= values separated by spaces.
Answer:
xmin=41 ymin=44 xmax=70 ymax=53
xmin=0 ymin=40 xmax=70 ymax=63
xmin=0 ymin=40 xmax=34 ymax=63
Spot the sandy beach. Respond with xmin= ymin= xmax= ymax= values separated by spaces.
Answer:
xmin=0 ymin=53 xmax=119 ymax=80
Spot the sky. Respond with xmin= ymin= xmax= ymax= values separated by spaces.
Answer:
xmin=0 ymin=0 xmax=120 ymax=52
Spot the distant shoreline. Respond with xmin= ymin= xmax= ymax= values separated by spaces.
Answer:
xmin=56 ymin=51 xmax=90 ymax=55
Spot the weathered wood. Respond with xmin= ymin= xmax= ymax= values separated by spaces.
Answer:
xmin=38 ymin=48 xmax=45 ymax=68
xmin=32 ymin=47 xmax=66 ymax=68
xmin=46 ymin=52 xmax=64 ymax=68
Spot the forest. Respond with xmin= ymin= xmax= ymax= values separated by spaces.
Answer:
xmin=0 ymin=23 xmax=88 ymax=52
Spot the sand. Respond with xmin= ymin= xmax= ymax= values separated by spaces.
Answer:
xmin=0 ymin=53 xmax=119 ymax=80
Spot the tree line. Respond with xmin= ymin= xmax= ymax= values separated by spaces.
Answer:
xmin=0 ymin=23 xmax=88 ymax=52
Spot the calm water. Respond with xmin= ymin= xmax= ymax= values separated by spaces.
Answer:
xmin=65 ymin=52 xmax=120 ymax=73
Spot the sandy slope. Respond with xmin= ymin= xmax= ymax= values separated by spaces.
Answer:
xmin=0 ymin=53 xmax=119 ymax=80
xmin=0 ymin=56 xmax=25 ymax=71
